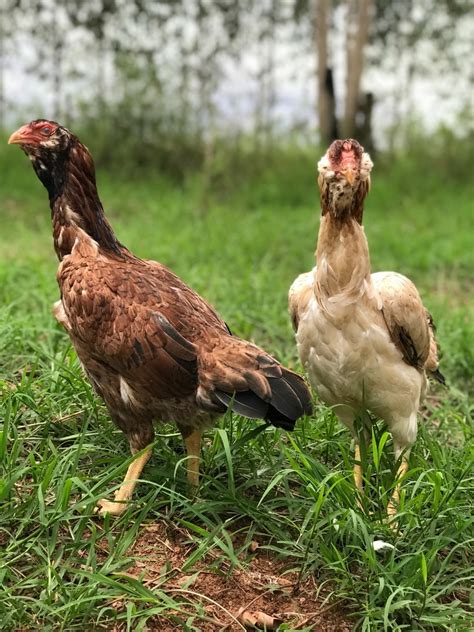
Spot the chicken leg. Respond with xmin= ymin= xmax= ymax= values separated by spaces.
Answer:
xmin=96 ymin=446 xmax=152 ymax=516
xmin=336 ymin=410 xmax=365 ymax=501
xmin=387 ymin=457 xmax=409 ymax=519
xmin=354 ymin=443 xmax=364 ymax=493
xmin=183 ymin=428 xmax=202 ymax=488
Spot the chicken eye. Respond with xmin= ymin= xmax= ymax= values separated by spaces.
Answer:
xmin=41 ymin=126 xmax=52 ymax=136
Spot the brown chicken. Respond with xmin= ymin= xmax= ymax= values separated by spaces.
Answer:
xmin=289 ymin=139 xmax=444 ymax=519
xmin=9 ymin=119 xmax=312 ymax=515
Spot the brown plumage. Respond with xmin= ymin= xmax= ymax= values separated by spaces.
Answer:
xmin=9 ymin=120 xmax=312 ymax=515
xmin=289 ymin=139 xmax=444 ymax=521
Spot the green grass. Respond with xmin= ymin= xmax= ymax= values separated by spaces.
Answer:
xmin=0 ymin=140 xmax=473 ymax=630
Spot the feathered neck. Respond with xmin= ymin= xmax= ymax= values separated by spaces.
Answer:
xmin=315 ymin=209 xmax=372 ymax=304
xmin=49 ymin=140 xmax=123 ymax=260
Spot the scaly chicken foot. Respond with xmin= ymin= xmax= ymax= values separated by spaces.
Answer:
xmin=354 ymin=443 xmax=409 ymax=526
xmin=354 ymin=443 xmax=364 ymax=492
xmin=387 ymin=458 xmax=409 ymax=522
xmin=353 ymin=443 xmax=364 ymax=509
xmin=95 ymin=446 xmax=152 ymax=516
xmin=184 ymin=429 xmax=202 ymax=489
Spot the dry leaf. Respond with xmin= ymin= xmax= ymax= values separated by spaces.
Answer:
xmin=237 ymin=608 xmax=282 ymax=630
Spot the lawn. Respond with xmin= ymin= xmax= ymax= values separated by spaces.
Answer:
xmin=0 ymin=139 xmax=473 ymax=630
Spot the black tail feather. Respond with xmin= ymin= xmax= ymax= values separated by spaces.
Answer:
xmin=430 ymin=368 xmax=447 ymax=386
xmin=265 ymin=369 xmax=313 ymax=430
xmin=280 ymin=368 xmax=313 ymax=416
xmin=214 ymin=389 xmax=269 ymax=419
xmin=264 ymin=405 xmax=297 ymax=431
xmin=214 ymin=368 xmax=312 ymax=432
xmin=267 ymin=376 xmax=305 ymax=420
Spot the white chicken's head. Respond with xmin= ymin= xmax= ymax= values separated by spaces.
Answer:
xmin=317 ymin=139 xmax=373 ymax=223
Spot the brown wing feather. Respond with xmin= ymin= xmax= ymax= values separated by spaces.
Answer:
xmin=58 ymin=256 xmax=228 ymax=399
xmin=59 ymin=253 xmax=312 ymax=425
xmin=373 ymin=271 xmax=433 ymax=371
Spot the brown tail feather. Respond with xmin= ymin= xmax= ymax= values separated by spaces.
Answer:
xmin=199 ymin=337 xmax=313 ymax=430
xmin=425 ymin=310 xmax=445 ymax=385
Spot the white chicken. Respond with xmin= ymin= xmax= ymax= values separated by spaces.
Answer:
xmin=289 ymin=139 xmax=444 ymax=518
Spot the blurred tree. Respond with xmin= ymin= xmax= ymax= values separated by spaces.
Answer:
xmin=370 ymin=0 xmax=472 ymax=149
xmin=299 ymin=0 xmax=374 ymax=146
xmin=3 ymin=0 xmax=471 ymax=167
xmin=342 ymin=0 xmax=372 ymax=139
xmin=297 ymin=0 xmax=471 ymax=149
xmin=313 ymin=0 xmax=338 ymax=144
xmin=64 ymin=0 xmax=117 ymax=120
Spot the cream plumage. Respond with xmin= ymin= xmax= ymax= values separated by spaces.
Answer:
xmin=289 ymin=139 xmax=444 ymax=518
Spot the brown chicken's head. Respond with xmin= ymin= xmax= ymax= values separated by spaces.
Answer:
xmin=317 ymin=139 xmax=373 ymax=222
xmin=9 ymin=120 xmax=75 ymax=199
xmin=8 ymin=119 xmax=72 ymax=152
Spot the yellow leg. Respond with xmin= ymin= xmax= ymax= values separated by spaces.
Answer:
xmin=387 ymin=458 xmax=409 ymax=519
xmin=96 ymin=446 xmax=152 ymax=516
xmin=184 ymin=429 xmax=202 ymax=489
xmin=354 ymin=443 xmax=364 ymax=494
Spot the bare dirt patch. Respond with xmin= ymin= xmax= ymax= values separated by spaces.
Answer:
xmin=106 ymin=520 xmax=352 ymax=631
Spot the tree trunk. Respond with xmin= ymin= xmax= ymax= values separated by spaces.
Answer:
xmin=355 ymin=91 xmax=374 ymax=151
xmin=314 ymin=0 xmax=338 ymax=145
xmin=342 ymin=0 xmax=372 ymax=139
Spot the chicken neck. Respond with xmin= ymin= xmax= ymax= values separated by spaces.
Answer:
xmin=315 ymin=213 xmax=372 ymax=303
xmin=45 ymin=141 xmax=122 ymax=260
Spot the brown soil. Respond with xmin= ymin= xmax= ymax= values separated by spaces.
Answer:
xmin=105 ymin=520 xmax=352 ymax=631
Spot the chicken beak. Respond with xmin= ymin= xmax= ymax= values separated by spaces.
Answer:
xmin=8 ymin=125 xmax=30 ymax=145
xmin=343 ymin=168 xmax=356 ymax=186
